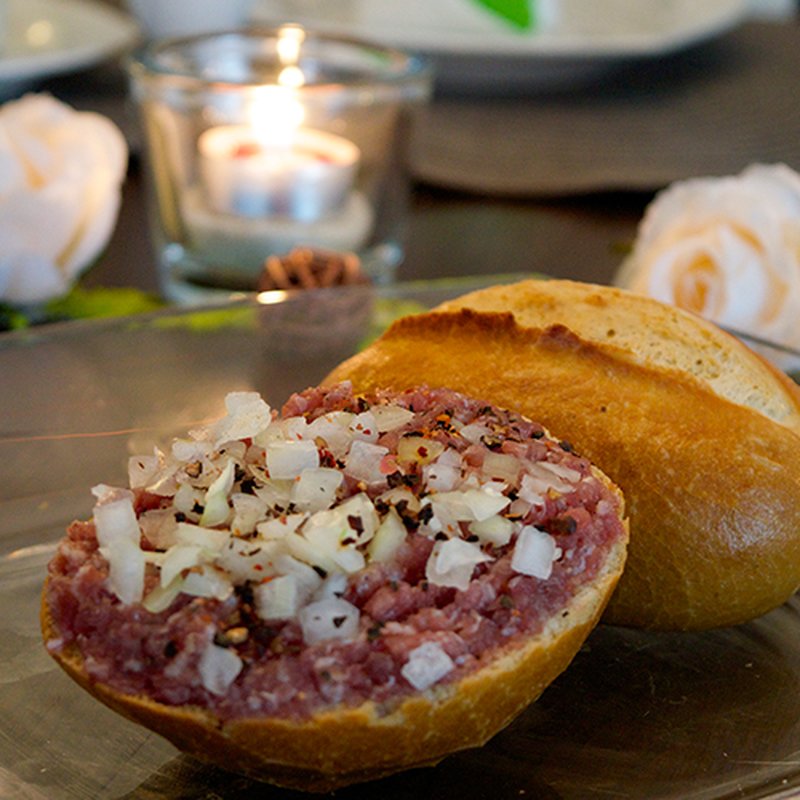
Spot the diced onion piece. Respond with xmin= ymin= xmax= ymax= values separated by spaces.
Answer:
xmin=199 ymin=641 xmax=243 ymax=696
xmin=253 ymin=478 xmax=293 ymax=511
xmin=376 ymin=486 xmax=421 ymax=514
xmin=423 ymin=450 xmax=462 ymax=492
xmin=401 ymin=641 xmax=455 ymax=691
xmin=266 ymin=439 xmax=320 ymax=479
xmin=285 ymin=531 xmax=338 ymax=575
xmin=345 ymin=440 xmax=389 ymax=485
xmin=519 ymin=474 xmax=547 ymax=506
xmin=348 ymin=411 xmax=379 ymax=442
xmin=257 ymin=513 xmax=307 ymax=540
xmin=512 ymin=525 xmax=561 ymax=580
xmin=281 ymin=415 xmax=310 ymax=441
xmin=306 ymin=412 xmax=354 ymax=458
xmin=291 ymin=468 xmax=343 ymax=512
xmin=481 ymin=452 xmax=521 ymax=484
xmin=175 ymin=522 xmax=229 ymax=553
xmin=216 ymin=537 xmax=284 ymax=583
xmin=100 ymin=537 xmax=145 ymax=604
xmin=298 ymin=597 xmax=360 ymax=645
xmin=92 ymin=490 xmax=139 ymax=548
xmin=367 ymin=508 xmax=407 ymax=563
xmin=427 ymin=488 xmax=509 ymax=523
xmin=160 ymin=543 xmax=205 ymax=587
xmin=425 ymin=538 xmax=493 ymax=591
xmin=313 ymin=572 xmax=349 ymax=601
xmin=538 ymin=460 xmax=582 ymax=483
xmin=369 ymin=404 xmax=415 ymax=432
xmin=397 ymin=436 xmax=444 ymax=466
xmin=230 ymin=493 xmax=269 ymax=536
xmin=128 ymin=449 xmax=164 ymax=489
xmin=142 ymin=576 xmax=184 ymax=613
xmin=200 ymin=459 xmax=236 ymax=527
xmin=138 ymin=508 xmax=178 ymax=550
xmin=469 ymin=514 xmax=515 ymax=547
xmin=274 ymin=553 xmax=324 ymax=598
xmin=211 ymin=391 xmax=273 ymax=447
xmin=173 ymin=483 xmax=205 ymax=517
xmin=254 ymin=574 xmax=302 ymax=620
xmin=182 ymin=566 xmax=233 ymax=600
xmin=458 ymin=423 xmax=490 ymax=445
xmin=172 ymin=437 xmax=212 ymax=462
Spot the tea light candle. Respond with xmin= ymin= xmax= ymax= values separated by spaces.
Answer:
xmin=198 ymin=124 xmax=360 ymax=223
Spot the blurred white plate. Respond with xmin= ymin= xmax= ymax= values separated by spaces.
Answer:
xmin=253 ymin=0 xmax=750 ymax=91
xmin=0 ymin=0 xmax=139 ymax=100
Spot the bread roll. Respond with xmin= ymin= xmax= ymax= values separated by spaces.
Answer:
xmin=42 ymin=383 xmax=627 ymax=791
xmin=326 ymin=280 xmax=800 ymax=630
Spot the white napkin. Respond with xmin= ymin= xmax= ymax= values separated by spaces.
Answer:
xmin=0 ymin=94 xmax=128 ymax=305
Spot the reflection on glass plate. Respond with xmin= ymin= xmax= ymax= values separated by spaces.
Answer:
xmin=252 ymin=0 xmax=750 ymax=91
xmin=0 ymin=0 xmax=139 ymax=100
xmin=2 ymin=274 xmax=800 ymax=799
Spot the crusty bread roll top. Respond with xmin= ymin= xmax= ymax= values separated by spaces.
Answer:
xmin=326 ymin=280 xmax=800 ymax=630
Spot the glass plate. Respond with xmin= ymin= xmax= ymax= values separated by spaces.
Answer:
xmin=3 ymin=274 xmax=800 ymax=800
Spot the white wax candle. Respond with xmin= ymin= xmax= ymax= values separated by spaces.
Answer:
xmin=198 ymin=125 xmax=360 ymax=222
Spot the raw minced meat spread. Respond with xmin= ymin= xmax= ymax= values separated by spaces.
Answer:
xmin=45 ymin=383 xmax=626 ymax=721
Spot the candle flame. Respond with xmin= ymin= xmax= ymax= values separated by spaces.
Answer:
xmin=246 ymin=26 xmax=308 ymax=147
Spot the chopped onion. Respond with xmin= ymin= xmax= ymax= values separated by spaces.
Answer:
xmin=92 ymin=490 xmax=139 ymax=548
xmin=266 ymin=439 xmax=320 ymax=479
xmin=199 ymin=641 xmax=243 ymax=696
xmin=211 ymin=391 xmax=272 ymax=447
xmin=348 ymin=411 xmax=379 ymax=442
xmin=142 ymin=576 xmax=184 ymax=613
xmin=230 ymin=493 xmax=269 ymax=536
xmin=160 ymin=543 xmax=205 ymax=587
xmin=182 ymin=565 xmax=233 ymax=600
xmin=216 ymin=537 xmax=284 ymax=583
xmin=469 ymin=514 xmax=515 ymax=547
xmin=100 ymin=537 xmax=145 ymax=604
xmin=138 ymin=508 xmax=178 ymax=550
xmin=426 ymin=488 xmax=509 ymax=523
xmin=423 ymin=455 xmax=461 ymax=492
xmin=200 ymin=459 xmax=235 ymax=527
xmin=273 ymin=553 xmax=324 ymax=598
xmin=280 ymin=415 xmax=310 ymax=441
xmin=128 ymin=449 xmax=164 ymax=489
xmin=425 ymin=538 xmax=493 ymax=591
xmin=345 ymin=440 xmax=389 ymax=484
xmin=298 ymin=597 xmax=360 ymax=645
xmin=458 ymin=423 xmax=491 ymax=445
xmin=175 ymin=522 xmax=229 ymax=553
xmin=375 ymin=486 xmax=421 ymax=514
xmin=511 ymin=525 xmax=561 ymax=580
xmin=254 ymin=574 xmax=302 ymax=620
xmin=306 ymin=412 xmax=355 ymax=458
xmin=369 ymin=404 xmax=415 ymax=432
xmin=253 ymin=477 xmax=293 ymax=511
xmin=367 ymin=508 xmax=407 ymax=563
xmin=481 ymin=452 xmax=521 ymax=484
xmin=519 ymin=474 xmax=547 ymax=506
xmin=173 ymin=483 xmax=205 ymax=518
xmin=397 ymin=436 xmax=444 ymax=466
xmin=401 ymin=641 xmax=455 ymax=691
xmin=285 ymin=531 xmax=338 ymax=575
xmin=538 ymin=460 xmax=582 ymax=483
xmin=291 ymin=467 xmax=343 ymax=512
xmin=312 ymin=572 xmax=349 ymax=601
xmin=257 ymin=512 xmax=307 ymax=540
xmin=172 ymin=437 xmax=212 ymax=463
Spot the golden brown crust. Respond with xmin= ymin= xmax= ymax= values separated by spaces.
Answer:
xmin=42 ymin=514 xmax=626 ymax=791
xmin=326 ymin=306 xmax=800 ymax=630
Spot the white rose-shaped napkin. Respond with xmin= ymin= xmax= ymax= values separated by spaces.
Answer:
xmin=615 ymin=163 xmax=800 ymax=355
xmin=0 ymin=94 xmax=128 ymax=305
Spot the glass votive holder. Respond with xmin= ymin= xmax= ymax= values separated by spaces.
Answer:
xmin=128 ymin=26 xmax=431 ymax=304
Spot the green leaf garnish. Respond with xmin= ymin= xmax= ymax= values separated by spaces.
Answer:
xmin=471 ymin=0 xmax=533 ymax=29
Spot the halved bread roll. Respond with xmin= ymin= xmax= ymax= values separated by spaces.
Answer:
xmin=42 ymin=384 xmax=627 ymax=791
xmin=326 ymin=280 xmax=800 ymax=630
